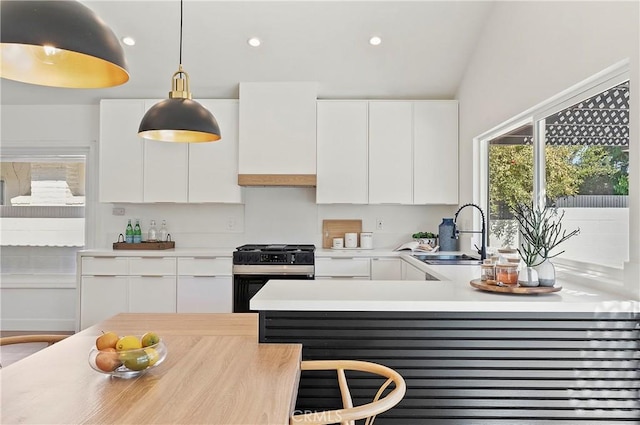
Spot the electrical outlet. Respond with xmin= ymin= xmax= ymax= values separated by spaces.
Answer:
xmin=112 ymin=207 xmax=125 ymax=216
xmin=227 ymin=217 xmax=236 ymax=230
xmin=376 ymin=218 xmax=384 ymax=230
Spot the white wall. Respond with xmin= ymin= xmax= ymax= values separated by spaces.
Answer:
xmin=456 ymin=0 xmax=640 ymax=298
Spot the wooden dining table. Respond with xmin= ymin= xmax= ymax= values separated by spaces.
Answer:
xmin=0 ymin=313 xmax=302 ymax=424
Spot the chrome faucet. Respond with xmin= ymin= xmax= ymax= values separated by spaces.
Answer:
xmin=453 ymin=203 xmax=487 ymax=260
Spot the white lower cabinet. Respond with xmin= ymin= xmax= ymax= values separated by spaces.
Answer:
xmin=401 ymin=260 xmax=427 ymax=281
xmin=128 ymin=276 xmax=176 ymax=313
xmin=80 ymin=276 xmax=128 ymax=330
xmin=315 ymin=257 xmax=371 ymax=279
xmin=371 ymin=258 xmax=402 ymax=280
xmin=177 ymin=276 xmax=232 ymax=313
xmin=176 ymin=257 xmax=233 ymax=313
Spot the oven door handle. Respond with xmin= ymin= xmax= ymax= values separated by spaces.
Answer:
xmin=232 ymin=265 xmax=315 ymax=276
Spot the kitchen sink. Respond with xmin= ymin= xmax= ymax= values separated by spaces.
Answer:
xmin=412 ymin=253 xmax=482 ymax=265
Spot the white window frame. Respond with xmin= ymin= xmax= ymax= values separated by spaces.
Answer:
xmin=473 ymin=59 xmax=630 ymax=279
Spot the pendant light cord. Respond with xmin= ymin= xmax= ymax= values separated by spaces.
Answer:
xmin=179 ymin=0 xmax=183 ymax=66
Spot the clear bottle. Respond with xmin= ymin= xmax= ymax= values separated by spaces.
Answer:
xmin=133 ymin=219 xmax=142 ymax=243
xmin=159 ymin=220 xmax=169 ymax=242
xmin=125 ymin=219 xmax=134 ymax=243
xmin=148 ymin=219 xmax=158 ymax=242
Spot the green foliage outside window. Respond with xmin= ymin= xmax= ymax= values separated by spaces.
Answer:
xmin=489 ymin=144 xmax=628 ymax=246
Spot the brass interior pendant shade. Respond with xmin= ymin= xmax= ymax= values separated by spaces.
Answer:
xmin=0 ymin=0 xmax=129 ymax=88
xmin=138 ymin=0 xmax=220 ymax=143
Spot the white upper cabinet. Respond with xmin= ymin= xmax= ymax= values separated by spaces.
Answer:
xmin=99 ymin=99 xmax=242 ymax=203
xmin=316 ymin=101 xmax=368 ymax=204
xmin=99 ymin=100 xmax=145 ymax=202
xmin=413 ymin=101 xmax=459 ymax=205
xmin=189 ymin=100 xmax=242 ymax=203
xmin=238 ymin=82 xmax=317 ymax=184
xmin=368 ymin=101 xmax=413 ymax=204
xmin=143 ymin=98 xmax=189 ymax=202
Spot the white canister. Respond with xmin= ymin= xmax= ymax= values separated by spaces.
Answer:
xmin=332 ymin=238 xmax=344 ymax=249
xmin=360 ymin=232 xmax=373 ymax=249
xmin=344 ymin=233 xmax=358 ymax=248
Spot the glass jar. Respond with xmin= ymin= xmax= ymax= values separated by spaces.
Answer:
xmin=497 ymin=248 xmax=519 ymax=264
xmin=495 ymin=263 xmax=518 ymax=285
xmin=480 ymin=259 xmax=495 ymax=281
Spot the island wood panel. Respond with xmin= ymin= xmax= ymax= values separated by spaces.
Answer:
xmin=1 ymin=313 xmax=301 ymax=425
xmin=259 ymin=310 xmax=640 ymax=424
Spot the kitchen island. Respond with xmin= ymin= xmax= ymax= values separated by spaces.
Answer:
xmin=251 ymin=260 xmax=639 ymax=425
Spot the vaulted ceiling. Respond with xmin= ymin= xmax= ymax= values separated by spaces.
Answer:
xmin=0 ymin=0 xmax=495 ymax=105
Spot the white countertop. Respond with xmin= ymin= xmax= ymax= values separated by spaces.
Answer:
xmin=78 ymin=248 xmax=236 ymax=257
xmin=251 ymin=254 xmax=636 ymax=313
xmin=79 ymin=247 xmax=403 ymax=258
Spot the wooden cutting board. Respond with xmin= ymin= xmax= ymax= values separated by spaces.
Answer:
xmin=322 ymin=219 xmax=363 ymax=248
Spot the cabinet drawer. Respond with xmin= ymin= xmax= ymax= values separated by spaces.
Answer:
xmin=129 ymin=257 xmax=176 ymax=276
xmin=315 ymin=258 xmax=370 ymax=277
xmin=81 ymin=257 xmax=128 ymax=275
xmin=177 ymin=257 xmax=232 ymax=276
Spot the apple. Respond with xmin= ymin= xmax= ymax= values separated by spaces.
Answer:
xmin=95 ymin=348 xmax=122 ymax=372
xmin=96 ymin=331 xmax=119 ymax=350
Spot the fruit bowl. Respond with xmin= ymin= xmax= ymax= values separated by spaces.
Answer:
xmin=89 ymin=337 xmax=168 ymax=379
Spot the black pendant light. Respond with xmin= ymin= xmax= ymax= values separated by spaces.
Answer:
xmin=138 ymin=0 xmax=220 ymax=143
xmin=0 ymin=0 xmax=129 ymax=88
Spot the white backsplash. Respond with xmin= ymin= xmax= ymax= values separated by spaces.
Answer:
xmin=97 ymin=187 xmax=457 ymax=250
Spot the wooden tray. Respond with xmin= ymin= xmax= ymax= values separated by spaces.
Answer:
xmin=470 ymin=279 xmax=561 ymax=294
xmin=322 ymin=219 xmax=363 ymax=249
xmin=113 ymin=241 xmax=175 ymax=250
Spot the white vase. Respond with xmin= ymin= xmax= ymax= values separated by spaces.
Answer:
xmin=518 ymin=266 xmax=539 ymax=287
xmin=535 ymin=258 xmax=556 ymax=287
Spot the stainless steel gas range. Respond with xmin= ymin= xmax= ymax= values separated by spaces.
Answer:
xmin=232 ymin=244 xmax=315 ymax=313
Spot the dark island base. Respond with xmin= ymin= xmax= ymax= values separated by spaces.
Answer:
xmin=259 ymin=310 xmax=639 ymax=424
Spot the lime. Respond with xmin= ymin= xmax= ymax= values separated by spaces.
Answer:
xmin=122 ymin=352 xmax=150 ymax=371
xmin=141 ymin=331 xmax=160 ymax=347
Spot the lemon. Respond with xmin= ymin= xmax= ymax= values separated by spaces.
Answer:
xmin=115 ymin=335 xmax=142 ymax=351
xmin=141 ymin=331 xmax=160 ymax=347
xmin=144 ymin=347 xmax=160 ymax=366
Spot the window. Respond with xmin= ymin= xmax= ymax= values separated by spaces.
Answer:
xmin=478 ymin=63 xmax=630 ymax=271
xmin=0 ymin=156 xmax=86 ymax=247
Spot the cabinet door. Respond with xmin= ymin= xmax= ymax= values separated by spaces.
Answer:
xmin=80 ymin=276 xmax=128 ymax=329
xmin=413 ymin=101 xmax=459 ymax=204
xmin=128 ymin=276 xmax=176 ymax=313
xmin=176 ymin=276 xmax=232 ymax=313
xmin=142 ymin=100 xmax=189 ymax=202
xmin=371 ymin=258 xmax=402 ymax=280
xmin=316 ymin=101 xmax=368 ymax=204
xmin=315 ymin=258 xmax=370 ymax=278
xmin=99 ymin=100 xmax=145 ymax=202
xmin=189 ymin=100 xmax=242 ymax=203
xmin=401 ymin=261 xmax=426 ymax=281
xmin=368 ymin=102 xmax=413 ymax=204
xmin=239 ymin=82 xmax=317 ymax=175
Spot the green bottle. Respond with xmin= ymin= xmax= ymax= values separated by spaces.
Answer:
xmin=133 ymin=219 xmax=142 ymax=243
xmin=125 ymin=219 xmax=134 ymax=243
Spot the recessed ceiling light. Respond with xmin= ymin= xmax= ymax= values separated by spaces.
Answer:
xmin=247 ymin=37 xmax=261 ymax=47
xmin=122 ymin=36 xmax=136 ymax=46
xmin=369 ymin=36 xmax=382 ymax=46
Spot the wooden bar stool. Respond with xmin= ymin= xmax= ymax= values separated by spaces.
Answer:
xmin=290 ymin=359 xmax=406 ymax=425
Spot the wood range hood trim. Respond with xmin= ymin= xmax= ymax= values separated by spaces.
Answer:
xmin=237 ymin=174 xmax=317 ymax=187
